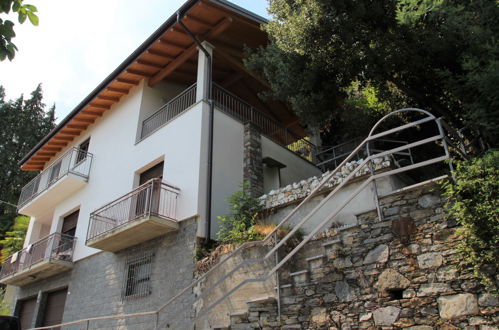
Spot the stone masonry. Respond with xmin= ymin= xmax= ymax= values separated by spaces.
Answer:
xmin=243 ymin=122 xmax=264 ymax=197
xmin=229 ymin=182 xmax=499 ymax=329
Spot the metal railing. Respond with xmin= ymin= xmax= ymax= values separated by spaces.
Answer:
xmin=86 ymin=179 xmax=180 ymax=242
xmin=139 ymin=84 xmax=197 ymax=140
xmin=0 ymin=233 xmax=76 ymax=280
xmin=213 ymin=83 xmax=317 ymax=161
xmin=18 ymin=147 xmax=93 ymax=210
xmin=316 ymin=137 xmax=414 ymax=171
xmin=33 ymin=109 xmax=468 ymax=330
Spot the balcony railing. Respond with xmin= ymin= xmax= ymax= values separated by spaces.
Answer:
xmin=139 ymin=83 xmax=197 ymax=141
xmin=212 ymin=83 xmax=317 ymax=161
xmin=18 ymin=147 xmax=93 ymax=209
xmin=87 ymin=179 xmax=180 ymax=243
xmin=0 ymin=233 xmax=76 ymax=280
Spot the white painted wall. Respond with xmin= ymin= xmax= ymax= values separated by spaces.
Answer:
xmin=210 ymin=109 xmax=244 ymax=238
xmin=261 ymin=136 xmax=322 ymax=192
xmin=22 ymin=80 xmax=206 ymax=261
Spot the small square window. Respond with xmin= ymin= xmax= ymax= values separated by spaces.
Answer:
xmin=122 ymin=253 xmax=154 ymax=299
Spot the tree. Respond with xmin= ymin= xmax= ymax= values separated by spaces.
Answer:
xmin=0 ymin=84 xmax=55 ymax=238
xmin=0 ymin=0 xmax=39 ymax=61
xmin=0 ymin=215 xmax=29 ymax=263
xmin=246 ymin=0 xmax=499 ymax=146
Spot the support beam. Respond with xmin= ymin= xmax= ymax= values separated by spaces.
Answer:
xmin=147 ymin=49 xmax=175 ymax=60
xmin=149 ymin=17 xmax=233 ymax=86
xmin=73 ymin=118 xmax=95 ymax=124
xmin=88 ymin=103 xmax=110 ymax=110
xmin=106 ymin=87 xmax=129 ymax=94
xmin=96 ymin=95 xmax=120 ymax=102
xmin=116 ymin=78 xmax=140 ymax=86
xmin=185 ymin=14 xmax=212 ymax=28
xmin=136 ymin=60 xmax=163 ymax=69
xmin=126 ymin=68 xmax=151 ymax=77
xmin=81 ymin=110 xmax=104 ymax=117
xmin=215 ymin=49 xmax=269 ymax=88
xmin=47 ymin=141 xmax=67 ymax=146
xmin=221 ymin=72 xmax=243 ymax=88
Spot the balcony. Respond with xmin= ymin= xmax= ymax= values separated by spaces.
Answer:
xmin=0 ymin=233 xmax=76 ymax=286
xmin=18 ymin=147 xmax=93 ymax=216
xmin=86 ymin=179 xmax=180 ymax=252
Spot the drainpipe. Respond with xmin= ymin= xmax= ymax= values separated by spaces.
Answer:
xmin=177 ymin=12 xmax=214 ymax=246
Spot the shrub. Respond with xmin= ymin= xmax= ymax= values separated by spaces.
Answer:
xmin=216 ymin=182 xmax=264 ymax=245
xmin=442 ymin=150 xmax=499 ymax=292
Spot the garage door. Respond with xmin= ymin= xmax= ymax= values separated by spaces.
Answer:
xmin=18 ymin=297 xmax=37 ymax=330
xmin=41 ymin=288 xmax=67 ymax=327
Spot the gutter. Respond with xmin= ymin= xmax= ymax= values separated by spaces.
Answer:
xmin=177 ymin=12 xmax=214 ymax=245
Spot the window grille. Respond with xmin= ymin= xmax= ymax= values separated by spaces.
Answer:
xmin=122 ymin=252 xmax=154 ymax=299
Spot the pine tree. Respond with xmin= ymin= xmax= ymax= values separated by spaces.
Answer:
xmin=0 ymin=84 xmax=56 ymax=236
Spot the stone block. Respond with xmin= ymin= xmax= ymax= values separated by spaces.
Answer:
xmin=363 ymin=244 xmax=389 ymax=264
xmin=374 ymin=268 xmax=411 ymax=291
xmin=417 ymin=252 xmax=443 ymax=269
xmin=335 ymin=281 xmax=356 ymax=302
xmin=437 ymin=293 xmax=479 ymax=319
xmin=418 ymin=194 xmax=440 ymax=208
xmin=417 ymin=283 xmax=452 ymax=296
xmin=373 ymin=306 xmax=401 ymax=326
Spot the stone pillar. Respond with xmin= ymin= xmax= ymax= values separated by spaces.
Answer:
xmin=244 ymin=123 xmax=264 ymax=197
xmin=196 ymin=41 xmax=215 ymax=102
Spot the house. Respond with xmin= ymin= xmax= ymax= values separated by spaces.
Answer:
xmin=0 ymin=0 xmax=323 ymax=328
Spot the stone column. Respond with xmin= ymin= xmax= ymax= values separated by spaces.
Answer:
xmin=244 ymin=123 xmax=264 ymax=197
xmin=196 ymin=41 xmax=215 ymax=102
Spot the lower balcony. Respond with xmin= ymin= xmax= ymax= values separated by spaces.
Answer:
xmin=86 ymin=179 xmax=180 ymax=252
xmin=0 ymin=233 xmax=76 ymax=286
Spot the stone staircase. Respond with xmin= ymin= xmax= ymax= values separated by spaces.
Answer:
xmin=224 ymin=181 xmax=498 ymax=329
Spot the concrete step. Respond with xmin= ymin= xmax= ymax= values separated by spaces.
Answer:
xmin=289 ymin=269 xmax=309 ymax=285
xmin=305 ymin=254 xmax=325 ymax=269
xmin=245 ymin=296 xmax=276 ymax=305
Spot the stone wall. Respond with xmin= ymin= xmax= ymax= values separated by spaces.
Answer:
xmin=243 ymin=123 xmax=264 ymax=197
xmin=230 ymin=181 xmax=498 ymax=329
xmin=14 ymin=218 xmax=198 ymax=329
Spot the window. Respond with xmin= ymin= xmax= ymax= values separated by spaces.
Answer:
xmin=123 ymin=253 xmax=154 ymax=298
xmin=62 ymin=210 xmax=79 ymax=237
xmin=76 ymin=138 xmax=90 ymax=164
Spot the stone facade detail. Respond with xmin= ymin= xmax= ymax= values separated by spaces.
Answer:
xmin=227 ymin=182 xmax=498 ymax=329
xmin=243 ymin=122 xmax=263 ymax=197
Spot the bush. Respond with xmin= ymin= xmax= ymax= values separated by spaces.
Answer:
xmin=216 ymin=182 xmax=264 ymax=245
xmin=442 ymin=150 xmax=499 ymax=292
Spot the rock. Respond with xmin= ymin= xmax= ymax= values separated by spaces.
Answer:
xmin=403 ymin=289 xmax=416 ymax=299
xmin=373 ymin=306 xmax=401 ymax=326
xmin=310 ymin=307 xmax=328 ymax=325
xmin=375 ymin=268 xmax=411 ymax=291
xmin=417 ymin=252 xmax=444 ymax=269
xmin=417 ymin=283 xmax=452 ymax=296
xmin=418 ymin=194 xmax=440 ymax=208
xmin=408 ymin=326 xmax=434 ymax=330
xmin=335 ymin=281 xmax=356 ymax=302
xmin=478 ymin=293 xmax=498 ymax=307
xmin=436 ymin=266 xmax=458 ymax=281
xmin=359 ymin=312 xmax=372 ymax=321
xmin=437 ymin=293 xmax=479 ymax=319
xmin=333 ymin=257 xmax=353 ymax=269
xmin=363 ymin=244 xmax=389 ymax=264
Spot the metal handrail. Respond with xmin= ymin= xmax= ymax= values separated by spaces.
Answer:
xmin=86 ymin=179 xmax=180 ymax=242
xmin=139 ymin=83 xmax=197 ymax=140
xmin=18 ymin=147 xmax=93 ymax=209
xmin=1 ymin=233 xmax=76 ymax=280
xmin=32 ymin=109 xmax=464 ymax=330
xmin=213 ymin=83 xmax=317 ymax=161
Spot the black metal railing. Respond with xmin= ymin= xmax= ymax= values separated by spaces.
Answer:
xmin=0 ymin=233 xmax=76 ymax=280
xmin=18 ymin=147 xmax=93 ymax=209
xmin=87 ymin=179 xmax=180 ymax=242
xmin=139 ymin=84 xmax=197 ymax=140
xmin=212 ymin=83 xmax=317 ymax=161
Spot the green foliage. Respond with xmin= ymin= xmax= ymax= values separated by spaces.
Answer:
xmin=0 ymin=0 xmax=38 ymax=61
xmin=442 ymin=151 xmax=499 ymax=292
xmin=0 ymin=85 xmax=55 ymax=241
xmin=0 ymin=287 xmax=11 ymax=315
xmin=216 ymin=182 xmax=264 ymax=245
xmin=246 ymin=0 xmax=499 ymax=146
xmin=0 ymin=215 xmax=29 ymax=262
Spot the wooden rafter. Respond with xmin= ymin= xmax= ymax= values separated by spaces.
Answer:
xmin=97 ymin=95 xmax=120 ymax=102
xmin=116 ymin=78 xmax=140 ymax=85
xmin=106 ymin=87 xmax=129 ymax=94
xmin=137 ymin=59 xmax=164 ymax=69
xmin=149 ymin=16 xmax=233 ymax=86
xmin=215 ymin=49 xmax=269 ymax=88
xmin=185 ymin=14 xmax=212 ymax=28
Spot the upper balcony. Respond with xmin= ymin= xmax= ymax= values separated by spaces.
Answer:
xmin=18 ymin=147 xmax=93 ymax=216
xmin=0 ymin=233 xmax=76 ymax=286
xmin=86 ymin=179 xmax=180 ymax=252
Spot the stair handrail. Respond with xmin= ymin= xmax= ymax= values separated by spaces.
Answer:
xmin=31 ymin=108 xmax=452 ymax=330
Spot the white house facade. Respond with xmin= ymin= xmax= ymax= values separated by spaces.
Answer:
xmin=1 ymin=1 xmax=322 ymax=328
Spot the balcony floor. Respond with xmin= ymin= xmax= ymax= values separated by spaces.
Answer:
xmin=0 ymin=259 xmax=73 ymax=286
xmin=86 ymin=215 xmax=179 ymax=252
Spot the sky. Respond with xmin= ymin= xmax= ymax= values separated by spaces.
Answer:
xmin=0 ymin=0 xmax=269 ymax=122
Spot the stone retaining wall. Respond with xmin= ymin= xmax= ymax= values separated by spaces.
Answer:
xmin=231 ymin=181 xmax=498 ymax=329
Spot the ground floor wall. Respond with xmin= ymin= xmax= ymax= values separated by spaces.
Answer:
xmin=13 ymin=218 xmax=198 ymax=329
